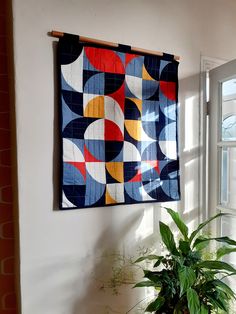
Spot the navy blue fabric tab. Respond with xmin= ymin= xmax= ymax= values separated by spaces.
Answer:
xmin=63 ymin=33 xmax=80 ymax=42
xmin=163 ymin=53 xmax=174 ymax=61
xmin=118 ymin=44 xmax=131 ymax=52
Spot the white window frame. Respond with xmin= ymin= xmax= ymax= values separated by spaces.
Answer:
xmin=199 ymin=56 xmax=227 ymax=222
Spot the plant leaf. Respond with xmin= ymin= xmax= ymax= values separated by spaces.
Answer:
xmin=144 ymin=270 xmax=161 ymax=284
xmin=159 ymin=221 xmax=179 ymax=255
xmin=165 ymin=207 xmax=189 ymax=240
xmin=192 ymin=236 xmax=210 ymax=248
xmin=178 ymin=266 xmax=196 ymax=296
xmin=206 ymin=292 xmax=228 ymax=311
xmin=179 ymin=239 xmax=191 ymax=255
xmin=145 ymin=296 xmax=165 ymax=312
xmin=196 ymin=260 xmax=236 ymax=273
xmin=135 ymin=255 xmax=161 ymax=263
xmin=133 ymin=281 xmax=157 ymax=288
xmin=189 ymin=213 xmax=227 ymax=244
xmin=210 ymin=279 xmax=235 ymax=299
xmin=193 ymin=236 xmax=236 ymax=248
xmin=217 ymin=246 xmax=236 ymax=260
xmin=200 ymin=304 xmax=209 ymax=314
xmin=154 ymin=257 xmax=164 ymax=267
xmin=187 ymin=288 xmax=200 ymax=314
xmin=194 ymin=236 xmax=210 ymax=251
xmin=215 ymin=291 xmax=229 ymax=311
xmin=222 ymin=271 xmax=236 ymax=279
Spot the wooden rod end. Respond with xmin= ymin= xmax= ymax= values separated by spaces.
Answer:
xmin=50 ymin=30 xmax=64 ymax=38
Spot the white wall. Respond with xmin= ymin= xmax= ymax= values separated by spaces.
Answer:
xmin=12 ymin=0 xmax=236 ymax=313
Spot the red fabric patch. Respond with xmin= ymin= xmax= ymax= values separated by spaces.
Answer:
xmin=85 ymin=47 xmax=125 ymax=74
xmin=129 ymin=172 xmax=142 ymax=182
xmin=108 ymin=82 xmax=125 ymax=112
xmin=84 ymin=145 xmax=101 ymax=162
xmin=160 ymin=81 xmax=176 ymax=101
xmin=105 ymin=120 xmax=123 ymax=141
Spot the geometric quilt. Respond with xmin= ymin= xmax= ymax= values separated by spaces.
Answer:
xmin=58 ymin=35 xmax=180 ymax=209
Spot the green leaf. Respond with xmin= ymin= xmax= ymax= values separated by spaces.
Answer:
xmin=145 ymin=296 xmax=165 ymax=312
xmin=179 ymin=239 xmax=191 ymax=255
xmin=189 ymin=213 xmax=227 ymax=243
xmin=200 ymin=304 xmax=209 ymax=314
xmin=203 ymin=270 xmax=229 ymax=281
xmin=143 ymin=269 xmax=150 ymax=275
xmin=187 ymin=288 xmax=200 ymax=314
xmin=133 ymin=281 xmax=157 ymax=288
xmin=135 ymin=255 xmax=161 ymax=263
xmin=193 ymin=236 xmax=236 ymax=248
xmin=196 ymin=260 xmax=236 ymax=273
xmin=210 ymin=279 xmax=235 ymax=299
xmin=159 ymin=221 xmax=179 ymax=255
xmin=178 ymin=266 xmax=196 ymax=296
xmin=154 ymin=257 xmax=164 ymax=267
xmin=213 ymin=236 xmax=236 ymax=245
xmin=215 ymin=292 xmax=229 ymax=311
xmin=194 ymin=236 xmax=210 ymax=251
xmin=222 ymin=271 xmax=236 ymax=279
xmin=144 ymin=270 xmax=161 ymax=284
xmin=217 ymin=246 xmax=236 ymax=259
xmin=192 ymin=236 xmax=210 ymax=248
xmin=165 ymin=207 xmax=189 ymax=240
xmin=206 ymin=292 xmax=228 ymax=311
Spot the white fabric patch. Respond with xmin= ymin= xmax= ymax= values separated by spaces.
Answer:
xmin=126 ymin=75 xmax=142 ymax=99
xmin=159 ymin=141 xmax=177 ymax=160
xmin=63 ymin=138 xmax=84 ymax=162
xmin=107 ymin=183 xmax=124 ymax=203
xmin=123 ymin=141 xmax=141 ymax=161
xmin=84 ymin=119 xmax=105 ymax=140
xmin=104 ymin=96 xmax=124 ymax=135
xmin=86 ymin=162 xmax=106 ymax=184
xmin=61 ymin=49 xmax=84 ymax=92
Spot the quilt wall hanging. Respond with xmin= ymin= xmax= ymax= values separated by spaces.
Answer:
xmin=58 ymin=35 xmax=180 ymax=209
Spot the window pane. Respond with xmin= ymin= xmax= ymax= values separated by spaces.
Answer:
xmin=222 ymin=115 xmax=236 ymax=141
xmin=221 ymin=148 xmax=228 ymax=204
xmin=220 ymin=147 xmax=236 ymax=208
xmin=221 ymin=215 xmax=236 ymax=266
xmin=221 ymin=215 xmax=236 ymax=301
xmin=222 ymin=78 xmax=236 ymax=141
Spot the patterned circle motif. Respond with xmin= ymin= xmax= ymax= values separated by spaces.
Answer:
xmin=59 ymin=39 xmax=180 ymax=209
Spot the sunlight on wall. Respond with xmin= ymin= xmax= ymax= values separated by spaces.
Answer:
xmin=135 ymin=205 xmax=154 ymax=241
xmin=184 ymin=180 xmax=194 ymax=213
xmin=184 ymin=96 xmax=196 ymax=151
xmin=184 ymin=157 xmax=197 ymax=211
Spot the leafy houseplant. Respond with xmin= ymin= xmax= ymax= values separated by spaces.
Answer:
xmin=134 ymin=208 xmax=236 ymax=314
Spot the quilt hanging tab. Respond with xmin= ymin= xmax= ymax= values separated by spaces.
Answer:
xmin=58 ymin=37 xmax=180 ymax=209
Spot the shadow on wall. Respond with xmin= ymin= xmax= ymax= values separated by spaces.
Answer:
xmin=72 ymin=205 xmax=149 ymax=314
xmin=52 ymin=40 xmax=61 ymax=211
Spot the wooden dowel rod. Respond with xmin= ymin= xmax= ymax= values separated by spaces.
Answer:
xmin=50 ymin=30 xmax=180 ymax=61
xmin=50 ymin=30 xmax=119 ymax=48
xmin=132 ymin=46 xmax=164 ymax=57
xmin=80 ymin=36 xmax=118 ymax=48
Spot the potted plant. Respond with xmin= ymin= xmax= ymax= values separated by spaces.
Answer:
xmin=134 ymin=208 xmax=236 ymax=313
